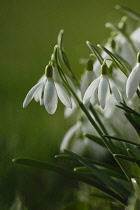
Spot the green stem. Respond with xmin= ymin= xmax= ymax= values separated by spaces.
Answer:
xmin=89 ymin=105 xmax=109 ymax=135
xmin=58 ymin=63 xmax=130 ymax=180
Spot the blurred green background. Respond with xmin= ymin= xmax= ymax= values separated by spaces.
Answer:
xmin=1 ymin=0 xmax=140 ymax=209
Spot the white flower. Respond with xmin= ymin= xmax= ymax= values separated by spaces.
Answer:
xmin=83 ymin=74 xmax=122 ymax=109
xmin=81 ymin=71 xmax=96 ymax=98
xmin=126 ymin=62 xmax=140 ymax=98
xmin=60 ymin=121 xmax=82 ymax=152
xmin=23 ymin=65 xmax=72 ymax=114
xmin=81 ymin=59 xmax=96 ymax=98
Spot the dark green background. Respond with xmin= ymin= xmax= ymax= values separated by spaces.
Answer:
xmin=0 ymin=0 xmax=140 ymax=209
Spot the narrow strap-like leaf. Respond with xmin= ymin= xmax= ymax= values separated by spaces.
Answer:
xmin=65 ymin=150 xmax=130 ymax=200
xmin=84 ymin=133 xmax=106 ymax=148
xmin=131 ymin=178 xmax=140 ymax=200
xmin=125 ymin=113 xmax=140 ymax=136
xmin=119 ymin=102 xmax=140 ymax=117
xmin=126 ymin=145 xmax=140 ymax=159
xmin=74 ymin=166 xmax=126 ymax=180
xmin=55 ymin=153 xmax=123 ymax=173
xmin=104 ymin=135 xmax=140 ymax=147
xmin=115 ymin=5 xmax=140 ymax=22
xmin=114 ymin=154 xmax=140 ymax=164
xmin=98 ymin=44 xmax=128 ymax=76
xmin=57 ymin=29 xmax=64 ymax=50
xmin=12 ymin=158 xmax=126 ymax=205
xmin=86 ymin=41 xmax=104 ymax=64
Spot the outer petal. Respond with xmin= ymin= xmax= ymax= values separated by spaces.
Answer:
xmin=81 ymin=71 xmax=95 ymax=98
xmin=109 ymin=79 xmax=122 ymax=102
xmin=23 ymin=82 xmax=43 ymax=108
xmin=83 ymin=77 xmax=100 ymax=104
xmin=34 ymin=81 xmax=45 ymax=103
xmin=60 ymin=121 xmax=81 ymax=152
xmin=98 ymin=75 xmax=109 ymax=109
xmin=90 ymin=88 xmax=99 ymax=106
xmin=53 ymin=67 xmax=62 ymax=83
xmin=54 ymin=81 xmax=72 ymax=108
xmin=44 ymin=78 xmax=58 ymax=114
xmin=65 ymin=75 xmax=77 ymax=92
xmin=126 ymin=63 xmax=140 ymax=98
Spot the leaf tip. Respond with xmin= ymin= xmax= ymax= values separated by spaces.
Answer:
xmin=86 ymin=41 xmax=90 ymax=45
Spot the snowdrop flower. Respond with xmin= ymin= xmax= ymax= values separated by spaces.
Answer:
xmin=126 ymin=53 xmax=140 ymax=98
xmin=60 ymin=121 xmax=82 ymax=152
xmin=81 ymin=59 xmax=96 ymax=98
xmin=23 ymin=65 xmax=72 ymax=114
xmin=83 ymin=62 xmax=122 ymax=109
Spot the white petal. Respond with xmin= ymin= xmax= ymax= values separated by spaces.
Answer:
xmin=53 ymin=67 xmax=62 ymax=83
xmin=55 ymin=82 xmax=72 ymax=108
xmin=64 ymin=97 xmax=77 ymax=118
xmin=23 ymin=82 xmax=42 ymax=108
xmin=90 ymin=88 xmax=99 ymax=106
xmin=126 ymin=63 xmax=140 ymax=98
xmin=44 ymin=78 xmax=58 ymax=114
xmin=34 ymin=82 xmax=45 ymax=102
xmin=40 ymin=98 xmax=44 ymax=106
xmin=37 ymin=75 xmax=46 ymax=83
xmin=81 ymin=71 xmax=95 ymax=98
xmin=98 ymin=75 xmax=109 ymax=109
xmin=83 ymin=77 xmax=100 ymax=104
xmin=60 ymin=122 xmax=81 ymax=152
xmin=109 ymin=79 xmax=122 ymax=102
xmin=65 ymin=75 xmax=77 ymax=92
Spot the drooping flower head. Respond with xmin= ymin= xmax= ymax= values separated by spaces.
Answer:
xmin=23 ymin=63 xmax=72 ymax=114
xmin=126 ymin=52 xmax=140 ymax=98
xmin=83 ymin=61 xmax=122 ymax=109
xmin=81 ymin=59 xmax=96 ymax=98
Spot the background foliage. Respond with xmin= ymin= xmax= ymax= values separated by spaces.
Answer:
xmin=1 ymin=0 xmax=140 ymax=209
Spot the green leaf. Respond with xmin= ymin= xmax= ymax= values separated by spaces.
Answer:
xmin=125 ymin=113 xmax=140 ymax=136
xmin=57 ymin=30 xmax=80 ymax=87
xmin=55 ymin=154 xmax=123 ymax=173
xmin=131 ymin=178 xmax=140 ymax=200
xmin=86 ymin=41 xmax=104 ymax=64
xmin=55 ymin=155 xmax=73 ymax=160
xmin=126 ymin=145 xmax=140 ymax=159
xmin=58 ymin=29 xmax=64 ymax=50
xmin=12 ymin=158 xmax=126 ymax=205
xmin=65 ymin=150 xmax=130 ymax=200
xmin=84 ymin=133 xmax=106 ymax=148
xmin=127 ymin=148 xmax=140 ymax=169
xmin=115 ymin=5 xmax=140 ymax=22
xmin=74 ymin=167 xmax=126 ymax=180
xmin=114 ymin=154 xmax=140 ymax=164
xmin=74 ymin=167 xmax=93 ymax=174
xmin=119 ymin=102 xmax=140 ymax=118
xmin=114 ymin=52 xmax=132 ymax=71
xmin=105 ymin=22 xmax=137 ymax=56
xmin=103 ymin=135 xmax=140 ymax=147
xmin=97 ymin=44 xmax=128 ymax=76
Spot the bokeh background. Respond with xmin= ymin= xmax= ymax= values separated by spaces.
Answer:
xmin=1 ymin=0 xmax=140 ymax=209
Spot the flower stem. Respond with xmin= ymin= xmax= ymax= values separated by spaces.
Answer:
xmin=89 ymin=105 xmax=109 ymax=135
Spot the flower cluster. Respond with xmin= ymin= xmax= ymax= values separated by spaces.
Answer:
xmin=21 ymin=7 xmax=140 ymax=209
